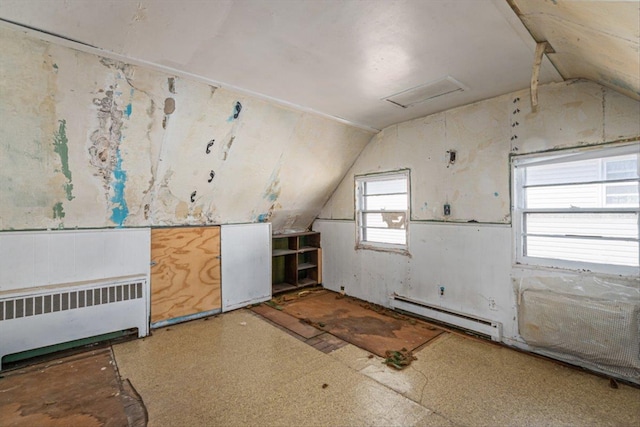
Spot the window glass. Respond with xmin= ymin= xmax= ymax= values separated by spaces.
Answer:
xmin=513 ymin=144 xmax=639 ymax=270
xmin=356 ymin=171 xmax=409 ymax=250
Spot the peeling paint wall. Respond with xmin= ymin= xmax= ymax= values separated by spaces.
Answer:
xmin=0 ymin=26 xmax=374 ymax=232
xmin=315 ymin=79 xmax=640 ymax=381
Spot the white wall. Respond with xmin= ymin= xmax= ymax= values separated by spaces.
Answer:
xmin=314 ymin=79 xmax=640 ymax=378
xmin=0 ymin=26 xmax=374 ymax=233
xmin=314 ymin=220 xmax=516 ymax=338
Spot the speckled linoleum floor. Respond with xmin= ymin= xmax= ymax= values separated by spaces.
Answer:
xmin=113 ymin=309 xmax=640 ymax=427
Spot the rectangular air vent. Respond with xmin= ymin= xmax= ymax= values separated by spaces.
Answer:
xmin=383 ymin=76 xmax=468 ymax=108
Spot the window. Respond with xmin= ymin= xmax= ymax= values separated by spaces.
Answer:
xmin=356 ymin=171 xmax=409 ymax=251
xmin=513 ymin=143 xmax=639 ymax=272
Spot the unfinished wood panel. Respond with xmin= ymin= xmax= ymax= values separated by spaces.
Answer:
xmin=317 ymin=247 xmax=322 ymax=284
xmin=151 ymin=227 xmax=221 ymax=323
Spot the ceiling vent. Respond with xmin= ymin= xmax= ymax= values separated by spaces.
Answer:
xmin=383 ymin=76 xmax=468 ymax=108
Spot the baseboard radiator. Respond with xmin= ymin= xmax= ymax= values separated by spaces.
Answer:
xmin=391 ymin=294 xmax=502 ymax=341
xmin=0 ymin=275 xmax=148 ymax=370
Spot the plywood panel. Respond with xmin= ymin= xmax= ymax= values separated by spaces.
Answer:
xmin=151 ymin=227 xmax=221 ymax=323
xmin=317 ymin=247 xmax=322 ymax=284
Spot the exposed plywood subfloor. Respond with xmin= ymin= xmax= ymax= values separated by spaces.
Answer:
xmin=249 ymin=303 xmax=348 ymax=354
xmin=266 ymin=290 xmax=444 ymax=357
xmin=0 ymin=348 xmax=146 ymax=427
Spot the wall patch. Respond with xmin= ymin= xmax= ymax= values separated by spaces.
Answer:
xmin=164 ymin=98 xmax=175 ymax=115
xmin=110 ymin=149 xmax=129 ymax=227
xmin=52 ymin=202 xmax=65 ymax=219
xmin=53 ymin=119 xmax=74 ymax=201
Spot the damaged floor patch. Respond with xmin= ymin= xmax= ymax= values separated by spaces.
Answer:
xmin=0 ymin=349 xmax=146 ymax=427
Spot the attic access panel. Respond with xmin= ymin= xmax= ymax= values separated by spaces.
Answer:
xmin=384 ymin=76 xmax=468 ymax=108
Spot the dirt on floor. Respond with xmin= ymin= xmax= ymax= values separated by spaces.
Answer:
xmin=261 ymin=289 xmax=445 ymax=358
xmin=0 ymin=348 xmax=146 ymax=427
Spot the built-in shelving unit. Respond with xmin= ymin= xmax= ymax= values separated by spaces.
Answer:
xmin=272 ymin=231 xmax=321 ymax=294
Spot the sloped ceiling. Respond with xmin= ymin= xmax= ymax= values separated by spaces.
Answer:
xmin=509 ymin=0 xmax=640 ymax=101
xmin=0 ymin=0 xmax=561 ymax=131
xmin=1 ymin=1 xmax=637 ymax=129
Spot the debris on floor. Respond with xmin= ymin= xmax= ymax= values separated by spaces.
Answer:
xmin=278 ymin=290 xmax=444 ymax=357
xmin=271 ymin=287 xmax=326 ymax=305
xmin=0 ymin=349 xmax=146 ymax=427
xmin=384 ymin=348 xmax=417 ymax=370
xmin=264 ymin=300 xmax=283 ymax=310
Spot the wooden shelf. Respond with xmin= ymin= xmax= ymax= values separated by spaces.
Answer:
xmin=297 ymin=262 xmax=316 ymax=270
xmin=297 ymin=278 xmax=318 ymax=287
xmin=273 ymin=282 xmax=298 ymax=293
xmin=272 ymin=249 xmax=297 ymax=257
xmin=272 ymin=231 xmax=321 ymax=295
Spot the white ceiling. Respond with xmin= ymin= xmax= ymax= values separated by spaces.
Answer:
xmin=0 ymin=0 xmax=563 ymax=130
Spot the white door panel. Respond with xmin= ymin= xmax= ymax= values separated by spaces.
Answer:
xmin=221 ymin=223 xmax=271 ymax=312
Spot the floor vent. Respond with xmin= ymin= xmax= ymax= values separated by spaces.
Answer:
xmin=391 ymin=294 xmax=502 ymax=341
xmin=0 ymin=276 xmax=148 ymax=370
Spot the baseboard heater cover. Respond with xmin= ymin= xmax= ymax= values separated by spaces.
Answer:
xmin=391 ymin=294 xmax=502 ymax=341
xmin=0 ymin=275 xmax=149 ymax=370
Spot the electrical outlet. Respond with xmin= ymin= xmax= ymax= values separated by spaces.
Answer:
xmin=488 ymin=298 xmax=497 ymax=311
xmin=443 ymin=204 xmax=451 ymax=216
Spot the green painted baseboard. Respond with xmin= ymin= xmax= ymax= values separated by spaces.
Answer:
xmin=2 ymin=330 xmax=134 ymax=364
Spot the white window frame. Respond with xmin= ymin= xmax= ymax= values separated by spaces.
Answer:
xmin=512 ymin=143 xmax=640 ymax=276
xmin=355 ymin=170 xmax=410 ymax=253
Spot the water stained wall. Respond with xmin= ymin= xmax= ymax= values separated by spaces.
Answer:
xmin=0 ymin=26 xmax=374 ymax=232
xmin=315 ymin=79 xmax=640 ymax=382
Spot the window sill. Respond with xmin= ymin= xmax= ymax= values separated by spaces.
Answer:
xmin=356 ymin=243 xmax=410 ymax=257
xmin=513 ymin=259 xmax=640 ymax=279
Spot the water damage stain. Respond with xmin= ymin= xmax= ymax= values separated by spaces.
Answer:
xmin=221 ymin=136 xmax=235 ymax=161
xmin=263 ymin=167 xmax=281 ymax=203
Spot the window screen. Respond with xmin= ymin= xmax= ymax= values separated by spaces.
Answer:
xmin=356 ymin=171 xmax=409 ymax=250
xmin=513 ymin=143 xmax=639 ymax=270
